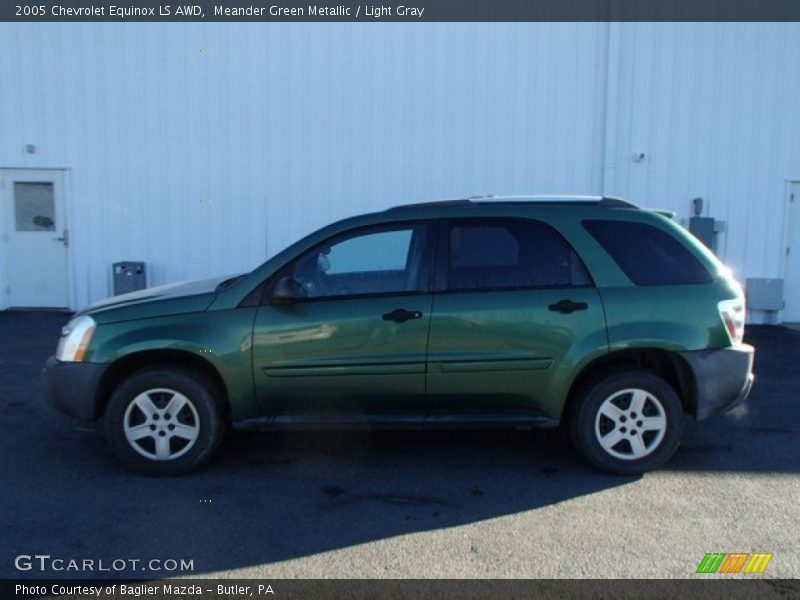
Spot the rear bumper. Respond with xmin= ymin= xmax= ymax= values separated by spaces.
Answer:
xmin=679 ymin=344 xmax=755 ymax=421
xmin=42 ymin=355 xmax=107 ymax=421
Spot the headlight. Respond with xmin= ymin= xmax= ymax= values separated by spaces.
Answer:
xmin=56 ymin=315 xmax=96 ymax=362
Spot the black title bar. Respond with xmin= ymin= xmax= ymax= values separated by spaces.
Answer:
xmin=4 ymin=579 xmax=800 ymax=600
xmin=4 ymin=0 xmax=800 ymax=22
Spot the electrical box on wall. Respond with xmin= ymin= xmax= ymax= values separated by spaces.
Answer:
xmin=113 ymin=262 xmax=147 ymax=296
xmin=689 ymin=216 xmax=716 ymax=251
xmin=745 ymin=278 xmax=784 ymax=311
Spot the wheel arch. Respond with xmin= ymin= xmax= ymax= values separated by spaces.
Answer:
xmin=96 ymin=350 xmax=231 ymax=420
xmin=561 ymin=348 xmax=697 ymax=425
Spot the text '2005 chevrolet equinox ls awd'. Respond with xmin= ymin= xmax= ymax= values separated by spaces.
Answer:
xmin=44 ymin=196 xmax=754 ymax=475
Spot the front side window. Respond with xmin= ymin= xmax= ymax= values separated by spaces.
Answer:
xmin=285 ymin=223 xmax=431 ymax=299
xmin=446 ymin=219 xmax=591 ymax=292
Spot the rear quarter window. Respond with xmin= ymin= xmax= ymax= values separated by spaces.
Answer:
xmin=583 ymin=219 xmax=712 ymax=285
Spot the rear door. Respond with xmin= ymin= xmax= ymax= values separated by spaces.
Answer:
xmin=252 ymin=221 xmax=435 ymax=419
xmin=426 ymin=218 xmax=606 ymax=420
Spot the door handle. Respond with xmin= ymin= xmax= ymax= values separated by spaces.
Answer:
xmin=55 ymin=229 xmax=69 ymax=248
xmin=382 ymin=308 xmax=423 ymax=323
xmin=548 ymin=299 xmax=588 ymax=314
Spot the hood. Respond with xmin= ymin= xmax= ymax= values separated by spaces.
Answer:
xmin=82 ymin=274 xmax=242 ymax=323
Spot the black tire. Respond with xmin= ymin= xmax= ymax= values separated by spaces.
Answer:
xmin=104 ymin=367 xmax=226 ymax=476
xmin=568 ymin=369 xmax=683 ymax=475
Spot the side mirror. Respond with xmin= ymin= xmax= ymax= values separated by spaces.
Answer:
xmin=268 ymin=276 xmax=303 ymax=305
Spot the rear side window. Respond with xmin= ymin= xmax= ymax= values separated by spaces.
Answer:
xmin=446 ymin=219 xmax=592 ymax=292
xmin=583 ymin=220 xmax=712 ymax=285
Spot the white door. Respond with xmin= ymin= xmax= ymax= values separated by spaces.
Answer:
xmin=785 ymin=182 xmax=800 ymax=322
xmin=1 ymin=169 xmax=69 ymax=308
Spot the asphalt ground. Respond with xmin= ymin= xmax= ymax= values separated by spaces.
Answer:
xmin=0 ymin=310 xmax=798 ymax=579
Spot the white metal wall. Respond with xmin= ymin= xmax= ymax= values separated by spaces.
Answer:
xmin=605 ymin=23 xmax=800 ymax=288
xmin=1 ymin=23 xmax=799 ymax=315
xmin=0 ymin=23 xmax=608 ymax=308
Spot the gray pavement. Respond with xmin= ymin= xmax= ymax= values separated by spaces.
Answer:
xmin=1 ymin=311 xmax=798 ymax=579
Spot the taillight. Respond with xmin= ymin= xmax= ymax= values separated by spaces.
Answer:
xmin=718 ymin=298 xmax=745 ymax=345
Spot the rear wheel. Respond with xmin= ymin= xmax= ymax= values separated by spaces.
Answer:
xmin=105 ymin=367 xmax=226 ymax=475
xmin=569 ymin=370 xmax=683 ymax=475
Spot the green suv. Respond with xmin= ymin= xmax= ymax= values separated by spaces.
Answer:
xmin=43 ymin=196 xmax=754 ymax=475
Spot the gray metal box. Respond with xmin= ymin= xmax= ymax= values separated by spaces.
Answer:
xmin=689 ymin=216 xmax=716 ymax=251
xmin=113 ymin=262 xmax=147 ymax=296
xmin=745 ymin=278 xmax=784 ymax=311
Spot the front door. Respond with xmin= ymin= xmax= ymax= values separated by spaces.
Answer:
xmin=426 ymin=217 xmax=607 ymax=420
xmin=1 ymin=169 xmax=69 ymax=308
xmin=252 ymin=221 xmax=435 ymax=419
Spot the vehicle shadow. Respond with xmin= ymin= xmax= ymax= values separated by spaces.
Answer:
xmin=4 ymin=423 xmax=635 ymax=577
xmin=1 ymin=312 xmax=797 ymax=578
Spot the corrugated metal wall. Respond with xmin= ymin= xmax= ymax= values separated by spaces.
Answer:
xmin=1 ymin=23 xmax=799 ymax=314
xmin=606 ymin=23 xmax=800 ymax=284
xmin=0 ymin=23 xmax=608 ymax=308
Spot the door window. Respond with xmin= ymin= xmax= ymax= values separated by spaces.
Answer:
xmin=14 ymin=182 xmax=56 ymax=231
xmin=285 ymin=223 xmax=431 ymax=299
xmin=446 ymin=219 xmax=591 ymax=292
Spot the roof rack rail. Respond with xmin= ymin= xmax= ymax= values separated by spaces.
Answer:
xmin=468 ymin=194 xmax=639 ymax=208
xmin=386 ymin=199 xmax=470 ymax=211
xmin=598 ymin=196 xmax=638 ymax=209
xmin=386 ymin=195 xmax=639 ymax=211
xmin=471 ymin=194 xmax=601 ymax=202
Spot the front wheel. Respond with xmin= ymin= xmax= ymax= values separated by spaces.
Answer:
xmin=105 ymin=368 xmax=226 ymax=476
xmin=569 ymin=370 xmax=683 ymax=475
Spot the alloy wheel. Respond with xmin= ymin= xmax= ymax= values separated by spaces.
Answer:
xmin=594 ymin=388 xmax=667 ymax=460
xmin=123 ymin=388 xmax=200 ymax=461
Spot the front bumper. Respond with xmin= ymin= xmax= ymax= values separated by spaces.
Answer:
xmin=679 ymin=344 xmax=755 ymax=421
xmin=42 ymin=355 xmax=108 ymax=421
